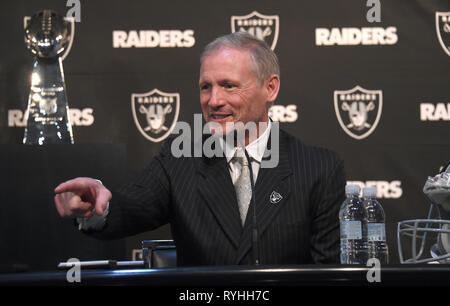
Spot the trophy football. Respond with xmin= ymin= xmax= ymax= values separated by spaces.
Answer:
xmin=23 ymin=9 xmax=74 ymax=144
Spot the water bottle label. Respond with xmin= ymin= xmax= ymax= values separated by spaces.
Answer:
xmin=340 ymin=221 xmax=362 ymax=239
xmin=368 ymin=223 xmax=386 ymax=241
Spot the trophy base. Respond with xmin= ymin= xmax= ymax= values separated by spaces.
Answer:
xmin=23 ymin=122 xmax=74 ymax=145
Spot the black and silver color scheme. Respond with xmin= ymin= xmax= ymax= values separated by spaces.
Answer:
xmin=23 ymin=9 xmax=74 ymax=144
xmin=398 ymin=162 xmax=450 ymax=264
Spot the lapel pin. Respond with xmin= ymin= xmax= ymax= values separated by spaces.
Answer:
xmin=269 ymin=191 xmax=283 ymax=204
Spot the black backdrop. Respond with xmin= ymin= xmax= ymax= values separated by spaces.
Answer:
xmin=0 ymin=0 xmax=449 ymax=268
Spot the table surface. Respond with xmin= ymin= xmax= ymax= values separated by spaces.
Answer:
xmin=1 ymin=264 xmax=450 ymax=286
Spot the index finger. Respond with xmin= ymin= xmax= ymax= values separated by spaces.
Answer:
xmin=54 ymin=178 xmax=90 ymax=194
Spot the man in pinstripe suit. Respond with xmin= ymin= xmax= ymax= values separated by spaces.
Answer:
xmin=54 ymin=32 xmax=346 ymax=266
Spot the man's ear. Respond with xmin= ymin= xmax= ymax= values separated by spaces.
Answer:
xmin=265 ymin=74 xmax=280 ymax=103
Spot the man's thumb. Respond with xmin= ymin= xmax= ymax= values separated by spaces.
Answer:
xmin=94 ymin=189 xmax=111 ymax=216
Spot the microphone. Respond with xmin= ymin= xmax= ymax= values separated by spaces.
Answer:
xmin=239 ymin=142 xmax=260 ymax=266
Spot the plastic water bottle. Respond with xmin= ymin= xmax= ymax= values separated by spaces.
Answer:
xmin=362 ymin=186 xmax=389 ymax=264
xmin=339 ymin=184 xmax=368 ymax=264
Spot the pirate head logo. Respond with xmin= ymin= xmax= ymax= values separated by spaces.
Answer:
xmin=231 ymin=11 xmax=279 ymax=50
xmin=131 ymin=88 xmax=180 ymax=142
xmin=269 ymin=191 xmax=283 ymax=204
xmin=436 ymin=12 xmax=450 ymax=56
xmin=334 ymin=86 xmax=383 ymax=140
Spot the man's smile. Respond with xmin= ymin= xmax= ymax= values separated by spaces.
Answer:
xmin=210 ymin=112 xmax=233 ymax=122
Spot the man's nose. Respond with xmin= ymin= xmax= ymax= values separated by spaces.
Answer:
xmin=208 ymin=86 xmax=225 ymax=108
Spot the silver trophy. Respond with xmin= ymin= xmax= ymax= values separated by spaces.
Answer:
xmin=23 ymin=9 xmax=74 ymax=144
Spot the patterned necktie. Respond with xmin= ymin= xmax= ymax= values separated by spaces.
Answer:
xmin=234 ymin=148 xmax=252 ymax=226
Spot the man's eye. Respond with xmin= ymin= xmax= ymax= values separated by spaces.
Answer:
xmin=224 ymin=84 xmax=235 ymax=89
xmin=200 ymin=84 xmax=210 ymax=90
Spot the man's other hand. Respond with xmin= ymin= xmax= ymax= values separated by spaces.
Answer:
xmin=54 ymin=177 xmax=111 ymax=218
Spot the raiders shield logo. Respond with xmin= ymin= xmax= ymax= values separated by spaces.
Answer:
xmin=131 ymin=88 xmax=180 ymax=142
xmin=334 ymin=86 xmax=383 ymax=140
xmin=436 ymin=12 xmax=450 ymax=56
xmin=231 ymin=11 xmax=280 ymax=50
xmin=269 ymin=191 xmax=283 ymax=204
xmin=23 ymin=16 xmax=75 ymax=61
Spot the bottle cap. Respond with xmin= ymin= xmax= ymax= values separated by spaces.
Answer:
xmin=345 ymin=184 xmax=360 ymax=195
xmin=363 ymin=186 xmax=377 ymax=198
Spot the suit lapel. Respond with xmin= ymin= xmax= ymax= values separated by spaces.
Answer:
xmin=235 ymin=130 xmax=292 ymax=264
xmin=196 ymin=153 xmax=242 ymax=249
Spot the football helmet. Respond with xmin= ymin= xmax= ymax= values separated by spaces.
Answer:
xmin=397 ymin=162 xmax=450 ymax=264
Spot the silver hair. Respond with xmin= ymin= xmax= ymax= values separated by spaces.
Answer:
xmin=200 ymin=32 xmax=280 ymax=85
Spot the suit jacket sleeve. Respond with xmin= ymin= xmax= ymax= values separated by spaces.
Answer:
xmin=309 ymin=152 xmax=346 ymax=263
xmin=89 ymin=140 xmax=174 ymax=240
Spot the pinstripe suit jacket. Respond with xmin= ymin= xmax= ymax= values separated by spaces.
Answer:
xmin=95 ymin=128 xmax=346 ymax=266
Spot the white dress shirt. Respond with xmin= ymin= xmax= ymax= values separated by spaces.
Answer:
xmin=222 ymin=120 xmax=271 ymax=185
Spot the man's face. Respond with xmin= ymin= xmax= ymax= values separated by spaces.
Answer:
xmin=199 ymin=47 xmax=271 ymax=137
